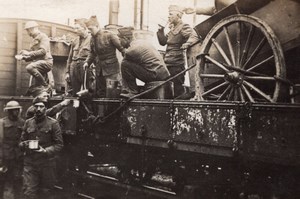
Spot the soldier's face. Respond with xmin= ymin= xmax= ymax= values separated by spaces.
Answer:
xmin=87 ymin=25 xmax=98 ymax=36
xmin=168 ymin=12 xmax=179 ymax=24
xmin=7 ymin=109 xmax=20 ymax=121
xmin=26 ymin=27 xmax=38 ymax=37
xmin=74 ymin=24 xmax=86 ymax=37
xmin=34 ymin=102 xmax=46 ymax=117
xmin=119 ymin=37 xmax=130 ymax=48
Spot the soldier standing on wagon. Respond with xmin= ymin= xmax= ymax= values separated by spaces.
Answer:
xmin=83 ymin=16 xmax=126 ymax=98
xmin=65 ymin=18 xmax=92 ymax=96
xmin=0 ymin=101 xmax=24 ymax=199
xmin=157 ymin=5 xmax=193 ymax=98
xmin=20 ymin=21 xmax=53 ymax=96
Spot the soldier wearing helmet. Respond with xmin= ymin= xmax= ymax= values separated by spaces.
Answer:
xmin=19 ymin=96 xmax=63 ymax=199
xmin=19 ymin=20 xmax=53 ymax=96
xmin=0 ymin=100 xmax=24 ymax=199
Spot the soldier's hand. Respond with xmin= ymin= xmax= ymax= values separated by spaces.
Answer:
xmin=83 ymin=63 xmax=89 ymax=71
xmin=35 ymin=146 xmax=47 ymax=154
xmin=181 ymin=43 xmax=191 ymax=50
xmin=61 ymin=99 xmax=71 ymax=107
xmin=65 ymin=73 xmax=70 ymax=83
xmin=183 ymin=7 xmax=196 ymax=14
xmin=19 ymin=140 xmax=29 ymax=149
xmin=20 ymin=50 xmax=30 ymax=56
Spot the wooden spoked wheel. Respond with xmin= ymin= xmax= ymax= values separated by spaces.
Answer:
xmin=195 ymin=15 xmax=286 ymax=102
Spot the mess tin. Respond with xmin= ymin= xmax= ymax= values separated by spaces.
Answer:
xmin=28 ymin=140 xmax=39 ymax=150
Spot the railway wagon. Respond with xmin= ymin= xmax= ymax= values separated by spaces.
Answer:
xmin=0 ymin=0 xmax=300 ymax=197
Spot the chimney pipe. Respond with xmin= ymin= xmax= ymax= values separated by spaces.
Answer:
xmin=109 ymin=0 xmax=119 ymax=25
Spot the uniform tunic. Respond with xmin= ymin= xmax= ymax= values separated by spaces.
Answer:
xmin=85 ymin=30 xmax=125 ymax=97
xmin=25 ymin=32 xmax=53 ymax=90
xmin=0 ymin=117 xmax=24 ymax=199
xmin=66 ymin=34 xmax=91 ymax=96
xmin=122 ymin=39 xmax=170 ymax=93
xmin=157 ymin=21 xmax=192 ymax=97
xmin=20 ymin=116 xmax=63 ymax=199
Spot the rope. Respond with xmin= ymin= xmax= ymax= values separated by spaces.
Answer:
xmin=93 ymin=63 xmax=197 ymax=124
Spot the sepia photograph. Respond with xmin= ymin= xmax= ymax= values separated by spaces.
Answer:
xmin=0 ymin=0 xmax=299 ymax=198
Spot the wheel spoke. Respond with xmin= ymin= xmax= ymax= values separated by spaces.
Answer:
xmin=200 ymin=74 xmax=224 ymax=78
xmin=217 ymin=84 xmax=231 ymax=101
xmin=236 ymin=22 xmax=241 ymax=66
xmin=247 ymin=55 xmax=274 ymax=72
xmin=243 ymin=80 xmax=274 ymax=102
xmin=240 ymin=25 xmax=255 ymax=66
xmin=202 ymin=81 xmax=228 ymax=97
xmin=211 ymin=38 xmax=232 ymax=66
xmin=228 ymin=87 xmax=235 ymax=100
xmin=242 ymin=37 xmax=267 ymax=69
xmin=205 ymin=55 xmax=229 ymax=72
xmin=223 ymin=26 xmax=236 ymax=66
xmin=244 ymin=76 xmax=275 ymax=81
xmin=241 ymin=85 xmax=255 ymax=102
xmin=238 ymin=87 xmax=245 ymax=102
xmin=233 ymin=87 xmax=239 ymax=101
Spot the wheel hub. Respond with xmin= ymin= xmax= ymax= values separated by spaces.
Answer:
xmin=224 ymin=71 xmax=243 ymax=86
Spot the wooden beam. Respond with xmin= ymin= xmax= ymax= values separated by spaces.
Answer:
xmin=16 ymin=20 xmax=23 ymax=95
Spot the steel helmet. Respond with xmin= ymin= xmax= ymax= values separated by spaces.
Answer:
xmin=4 ymin=100 xmax=22 ymax=111
xmin=24 ymin=21 xmax=39 ymax=30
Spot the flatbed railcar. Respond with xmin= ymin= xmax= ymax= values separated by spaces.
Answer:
xmin=1 ymin=0 xmax=300 ymax=197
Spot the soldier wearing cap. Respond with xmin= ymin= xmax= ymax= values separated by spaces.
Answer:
xmin=0 ymin=100 xmax=24 ymax=199
xmin=118 ymin=27 xmax=170 ymax=98
xmin=19 ymin=97 xmax=63 ymax=199
xmin=83 ymin=15 xmax=126 ymax=98
xmin=157 ymin=5 xmax=193 ymax=98
xmin=19 ymin=21 xmax=53 ymax=96
xmin=65 ymin=18 xmax=92 ymax=96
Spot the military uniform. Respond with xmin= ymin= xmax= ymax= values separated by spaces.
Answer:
xmin=66 ymin=34 xmax=91 ymax=96
xmin=25 ymin=31 xmax=53 ymax=89
xmin=85 ymin=29 xmax=125 ymax=97
xmin=157 ymin=15 xmax=192 ymax=97
xmin=0 ymin=117 xmax=24 ymax=199
xmin=20 ymin=116 xmax=63 ymax=199
xmin=121 ymin=39 xmax=170 ymax=94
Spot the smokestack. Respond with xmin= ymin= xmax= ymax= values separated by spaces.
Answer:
xmin=109 ymin=0 xmax=119 ymax=25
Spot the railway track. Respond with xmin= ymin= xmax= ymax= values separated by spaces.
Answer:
xmin=55 ymin=170 xmax=179 ymax=199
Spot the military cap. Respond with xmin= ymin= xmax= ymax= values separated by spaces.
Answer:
xmin=118 ymin=27 xmax=134 ymax=38
xmin=32 ymin=96 xmax=48 ymax=105
xmin=85 ymin=15 xmax=99 ymax=27
xmin=74 ymin=18 xmax=87 ymax=28
xmin=169 ymin=5 xmax=184 ymax=17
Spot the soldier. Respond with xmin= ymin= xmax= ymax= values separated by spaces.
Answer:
xmin=0 ymin=101 xmax=24 ymax=199
xmin=19 ymin=97 xmax=63 ymax=199
xmin=65 ymin=18 xmax=92 ymax=96
xmin=157 ymin=5 xmax=193 ymax=98
xmin=20 ymin=21 xmax=53 ymax=96
xmin=117 ymin=27 xmax=170 ymax=98
xmin=25 ymin=91 xmax=71 ymax=119
xmin=83 ymin=15 xmax=126 ymax=98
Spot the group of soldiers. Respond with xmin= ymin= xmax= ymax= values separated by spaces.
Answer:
xmin=0 ymin=1 xmax=236 ymax=198
xmin=18 ymin=4 xmax=208 ymax=100
xmin=0 ymin=96 xmax=69 ymax=199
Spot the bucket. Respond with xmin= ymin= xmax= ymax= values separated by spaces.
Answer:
xmin=143 ymin=81 xmax=174 ymax=99
xmin=106 ymin=79 xmax=121 ymax=98
xmin=28 ymin=140 xmax=39 ymax=150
